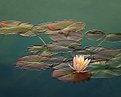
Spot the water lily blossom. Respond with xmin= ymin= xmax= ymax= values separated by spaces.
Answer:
xmin=69 ymin=55 xmax=91 ymax=73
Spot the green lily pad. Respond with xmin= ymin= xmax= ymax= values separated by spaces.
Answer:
xmin=50 ymin=31 xmax=83 ymax=42
xmin=86 ymin=51 xmax=121 ymax=78
xmin=53 ymin=40 xmax=80 ymax=47
xmin=16 ymin=55 xmax=65 ymax=70
xmin=105 ymin=33 xmax=121 ymax=42
xmin=35 ymin=20 xmax=85 ymax=34
xmin=53 ymin=63 xmax=70 ymax=70
xmin=0 ymin=20 xmax=34 ymax=36
xmin=28 ymin=45 xmax=52 ymax=55
xmin=85 ymin=29 xmax=106 ymax=41
xmin=28 ymin=43 xmax=73 ymax=55
xmin=85 ymin=29 xmax=121 ymax=42
xmin=87 ymin=63 xmax=121 ymax=78
xmin=72 ymin=46 xmax=121 ymax=60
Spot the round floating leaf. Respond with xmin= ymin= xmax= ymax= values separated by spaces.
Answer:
xmin=16 ymin=55 xmax=64 ymax=70
xmin=28 ymin=43 xmax=73 ymax=55
xmin=53 ymin=63 xmax=70 ymax=70
xmin=52 ymin=68 xmax=91 ymax=82
xmin=87 ymin=53 xmax=121 ymax=78
xmin=35 ymin=20 xmax=85 ymax=34
xmin=54 ymin=40 xmax=80 ymax=47
xmin=105 ymin=33 xmax=121 ymax=42
xmin=0 ymin=20 xmax=33 ymax=35
xmin=72 ymin=46 xmax=121 ymax=60
xmin=19 ymin=30 xmax=37 ymax=37
xmin=50 ymin=31 xmax=83 ymax=42
xmin=87 ymin=64 xmax=121 ymax=78
xmin=85 ymin=29 xmax=106 ymax=41
xmin=28 ymin=45 xmax=52 ymax=55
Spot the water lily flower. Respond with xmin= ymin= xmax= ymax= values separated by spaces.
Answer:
xmin=69 ymin=55 xmax=91 ymax=73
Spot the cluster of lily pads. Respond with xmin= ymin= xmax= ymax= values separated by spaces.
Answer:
xmin=0 ymin=20 xmax=121 ymax=82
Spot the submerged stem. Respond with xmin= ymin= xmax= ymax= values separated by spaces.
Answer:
xmin=37 ymin=36 xmax=47 ymax=45
xmin=97 ymin=36 xmax=107 ymax=46
xmin=35 ymin=33 xmax=47 ymax=45
xmin=93 ymin=36 xmax=107 ymax=52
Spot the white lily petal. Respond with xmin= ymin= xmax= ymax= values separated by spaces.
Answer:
xmin=73 ymin=63 xmax=78 ymax=70
xmin=70 ymin=55 xmax=91 ymax=73
xmin=73 ymin=57 xmax=76 ymax=65
xmin=76 ymin=55 xmax=78 ymax=59
xmin=77 ymin=64 xmax=81 ymax=71
xmin=81 ymin=59 xmax=91 ymax=71
xmin=80 ymin=55 xmax=84 ymax=62
xmin=85 ymin=59 xmax=91 ymax=66
xmin=84 ymin=59 xmax=89 ymax=65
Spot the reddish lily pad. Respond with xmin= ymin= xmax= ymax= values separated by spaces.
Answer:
xmin=0 ymin=20 xmax=34 ymax=36
xmin=52 ymin=62 xmax=91 ymax=82
xmin=35 ymin=20 xmax=85 ymax=34
xmin=16 ymin=55 xmax=65 ymax=70
xmin=52 ymin=68 xmax=91 ymax=82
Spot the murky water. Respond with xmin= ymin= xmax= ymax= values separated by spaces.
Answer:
xmin=0 ymin=0 xmax=121 ymax=97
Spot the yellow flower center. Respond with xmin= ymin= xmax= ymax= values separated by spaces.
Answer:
xmin=76 ymin=60 xmax=85 ymax=66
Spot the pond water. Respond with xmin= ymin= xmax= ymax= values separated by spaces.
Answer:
xmin=0 ymin=0 xmax=121 ymax=97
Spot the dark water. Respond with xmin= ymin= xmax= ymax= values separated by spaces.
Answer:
xmin=0 ymin=0 xmax=121 ymax=97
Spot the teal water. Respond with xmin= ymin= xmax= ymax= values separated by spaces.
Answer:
xmin=0 ymin=0 xmax=121 ymax=97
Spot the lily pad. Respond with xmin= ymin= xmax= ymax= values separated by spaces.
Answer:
xmin=53 ymin=52 xmax=121 ymax=79
xmin=105 ymin=33 xmax=121 ymax=42
xmin=52 ymin=68 xmax=91 ymax=82
xmin=85 ymin=30 xmax=121 ymax=42
xmin=16 ymin=55 xmax=65 ymax=70
xmin=72 ymin=46 xmax=121 ymax=60
xmin=85 ymin=29 xmax=106 ymax=41
xmin=0 ymin=20 xmax=34 ymax=35
xmin=28 ymin=43 xmax=73 ymax=55
xmin=35 ymin=20 xmax=85 ymax=34
xmin=50 ymin=31 xmax=83 ymax=42
xmin=87 ymin=63 xmax=121 ymax=78
xmin=86 ymin=51 xmax=121 ymax=78
xmin=28 ymin=45 xmax=52 ymax=55
xmin=53 ymin=40 xmax=80 ymax=48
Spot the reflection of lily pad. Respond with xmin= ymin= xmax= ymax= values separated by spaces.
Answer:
xmin=35 ymin=20 xmax=85 ymax=34
xmin=52 ymin=68 xmax=91 ymax=82
xmin=16 ymin=55 xmax=64 ymax=70
xmin=0 ymin=20 xmax=34 ymax=36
